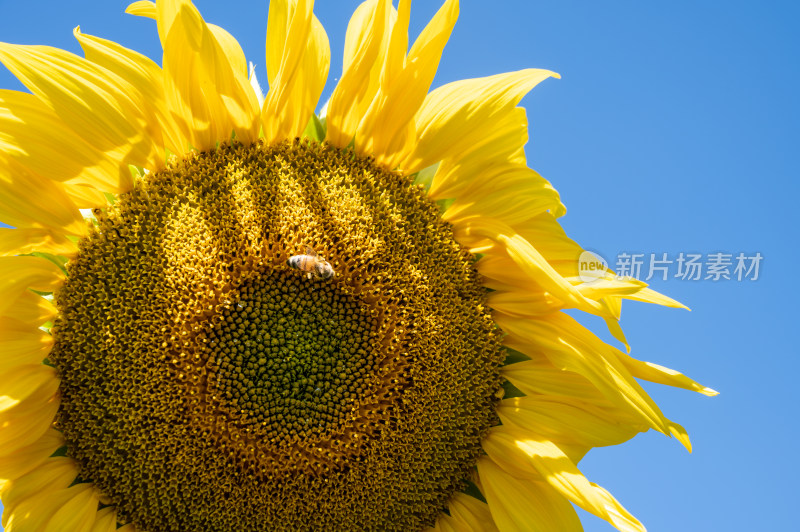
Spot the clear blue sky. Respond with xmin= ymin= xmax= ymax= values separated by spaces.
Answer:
xmin=0 ymin=1 xmax=797 ymax=530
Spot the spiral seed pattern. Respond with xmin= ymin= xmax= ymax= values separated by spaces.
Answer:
xmin=51 ymin=139 xmax=504 ymax=531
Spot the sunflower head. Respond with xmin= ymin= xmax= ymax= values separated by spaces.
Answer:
xmin=0 ymin=0 xmax=715 ymax=531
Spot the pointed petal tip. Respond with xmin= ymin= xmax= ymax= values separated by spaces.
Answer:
xmin=670 ymin=297 xmax=691 ymax=311
xmin=125 ymin=0 xmax=156 ymax=19
xmin=523 ymin=67 xmax=560 ymax=80
xmin=652 ymin=289 xmax=690 ymax=311
xmin=671 ymin=299 xmax=690 ymax=311
xmin=668 ymin=423 xmax=693 ymax=453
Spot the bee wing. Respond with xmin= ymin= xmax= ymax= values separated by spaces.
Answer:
xmin=304 ymin=245 xmax=317 ymax=257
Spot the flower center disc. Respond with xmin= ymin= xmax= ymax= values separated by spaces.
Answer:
xmin=52 ymin=140 xmax=504 ymax=531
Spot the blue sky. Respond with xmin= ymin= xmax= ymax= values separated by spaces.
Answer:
xmin=0 ymin=1 xmax=797 ymax=530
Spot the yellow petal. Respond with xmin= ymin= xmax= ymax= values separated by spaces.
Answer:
xmin=495 ymin=311 xmax=673 ymax=437
xmin=477 ymin=254 xmax=539 ymax=288
xmin=512 ymin=214 xmax=686 ymax=313
xmin=262 ymin=0 xmax=331 ymax=144
xmin=502 ymin=356 xmax=608 ymax=401
xmin=0 ymin=43 xmax=157 ymax=191
xmin=154 ymin=0 xmax=184 ymax=48
xmin=5 ymin=483 xmax=96 ymax=532
xmin=44 ymin=483 xmax=100 ymax=532
xmin=74 ymin=28 xmax=185 ymax=159
xmin=160 ymin=0 xmax=260 ymax=149
xmin=90 ymin=507 xmax=119 ymax=532
xmin=442 ymin=166 xmax=563 ymax=226
xmin=452 ymin=217 xmax=598 ymax=312
xmin=473 ymin=214 xmax=680 ymax=335
xmin=0 ymin=316 xmax=54 ymax=373
xmin=512 ymin=213 xmax=583 ymax=266
xmin=0 ymin=364 xmax=58 ymax=412
xmin=574 ymin=276 xmax=648 ymax=299
xmin=208 ymin=24 xmax=248 ymax=79
xmin=603 ymin=294 xmax=623 ymax=320
xmin=487 ymin=290 xmax=564 ymax=317
xmin=264 ymin=0 xmax=291 ymax=86
xmin=325 ymin=0 xmax=393 ymax=147
xmin=0 ymin=457 xmax=78 ymax=527
xmin=1 ymin=291 xmax=58 ymax=329
xmin=431 ymin=514 xmax=463 ymax=532
xmin=497 ymin=396 xmax=643 ymax=449
xmin=622 ymin=286 xmax=689 ymax=309
xmin=405 ymin=69 xmax=559 ymax=173
xmin=484 ymin=428 xmax=645 ymax=532
xmin=125 ymin=0 xmax=156 ymax=19
xmin=427 ymin=108 xmax=529 ymax=200
xmin=0 ymin=256 xmax=64 ymax=300
xmin=477 ymin=456 xmax=582 ymax=532
xmin=0 ymin=90 xmax=124 ymax=193
xmin=603 ymin=316 xmax=631 ymax=352
xmin=61 ymin=183 xmax=107 ymax=211
xmin=355 ymin=0 xmax=459 ymax=167
xmin=0 ymin=228 xmax=77 ymax=258
xmin=667 ymin=420 xmax=693 ymax=453
xmin=0 ymin=155 xmax=86 ymax=236
xmin=447 ymin=492 xmax=499 ymax=532
xmin=0 ymin=373 xmax=59 ymax=456
xmin=0 ymin=429 xmax=62 ymax=481
xmin=618 ymin=355 xmax=719 ymax=396
xmin=503 ymin=325 xmax=694 ymax=456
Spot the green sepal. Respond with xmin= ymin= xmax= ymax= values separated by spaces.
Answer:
xmin=412 ymin=162 xmax=439 ymax=190
xmin=128 ymin=164 xmax=144 ymax=185
xmin=50 ymin=445 xmax=68 ymax=458
xmin=303 ymin=113 xmax=327 ymax=142
xmin=500 ymin=378 xmax=526 ymax=399
xmin=435 ymin=197 xmax=454 ymax=213
xmin=503 ymin=347 xmax=529 ymax=365
xmin=462 ymin=479 xmax=487 ymax=503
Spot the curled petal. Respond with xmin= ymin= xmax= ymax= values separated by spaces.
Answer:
xmin=356 ymin=0 xmax=459 ymax=167
xmin=405 ymin=69 xmax=559 ymax=173
xmin=262 ymin=0 xmax=331 ymax=144
xmin=325 ymin=0 xmax=393 ymax=147
xmin=74 ymin=28 xmax=186 ymax=159
xmin=0 ymin=43 xmax=157 ymax=191
xmin=160 ymin=0 xmax=260 ymax=149
xmin=483 ymin=428 xmax=644 ymax=532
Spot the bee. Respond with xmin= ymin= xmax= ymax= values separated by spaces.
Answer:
xmin=287 ymin=246 xmax=336 ymax=280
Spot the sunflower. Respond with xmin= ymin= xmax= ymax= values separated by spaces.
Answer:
xmin=0 ymin=0 xmax=716 ymax=530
